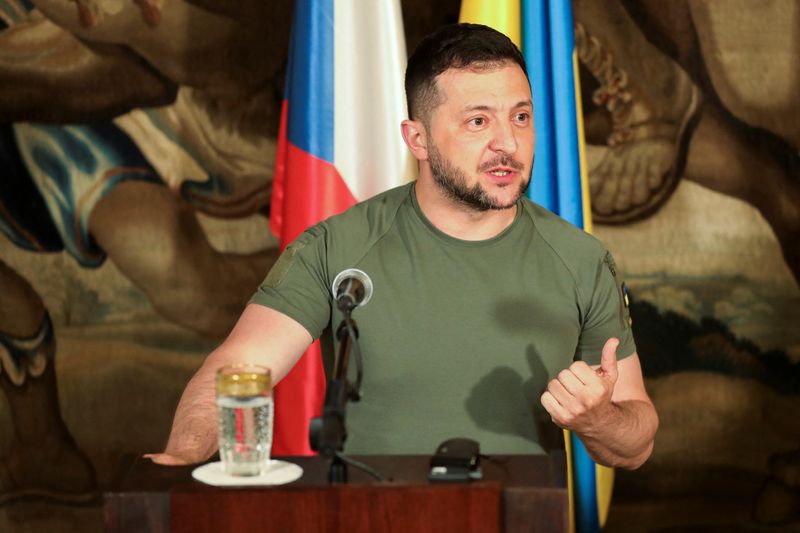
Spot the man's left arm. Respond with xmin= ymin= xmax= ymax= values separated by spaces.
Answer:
xmin=540 ymin=338 xmax=658 ymax=470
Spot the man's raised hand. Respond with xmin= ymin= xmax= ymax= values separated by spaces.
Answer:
xmin=540 ymin=337 xmax=620 ymax=434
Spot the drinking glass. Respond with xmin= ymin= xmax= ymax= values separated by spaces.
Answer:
xmin=216 ymin=364 xmax=273 ymax=476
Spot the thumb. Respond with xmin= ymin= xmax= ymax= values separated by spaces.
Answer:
xmin=599 ymin=337 xmax=620 ymax=382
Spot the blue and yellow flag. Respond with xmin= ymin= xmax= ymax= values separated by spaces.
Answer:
xmin=460 ymin=1 xmax=609 ymax=531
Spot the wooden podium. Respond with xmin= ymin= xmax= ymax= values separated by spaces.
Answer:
xmin=104 ymin=453 xmax=568 ymax=532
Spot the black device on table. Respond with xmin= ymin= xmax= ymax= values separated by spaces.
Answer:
xmin=428 ymin=438 xmax=483 ymax=483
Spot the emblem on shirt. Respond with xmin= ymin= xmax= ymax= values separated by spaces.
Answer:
xmin=621 ymin=281 xmax=633 ymax=326
xmin=604 ymin=251 xmax=633 ymax=328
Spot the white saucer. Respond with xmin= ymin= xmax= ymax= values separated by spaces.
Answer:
xmin=191 ymin=460 xmax=303 ymax=487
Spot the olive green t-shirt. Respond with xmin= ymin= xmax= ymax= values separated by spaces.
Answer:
xmin=251 ymin=183 xmax=635 ymax=454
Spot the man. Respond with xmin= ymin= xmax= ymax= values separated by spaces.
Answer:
xmin=149 ymin=23 xmax=658 ymax=469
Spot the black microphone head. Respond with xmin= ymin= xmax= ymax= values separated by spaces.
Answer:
xmin=332 ymin=269 xmax=373 ymax=309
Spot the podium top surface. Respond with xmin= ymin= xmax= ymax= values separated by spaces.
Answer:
xmin=113 ymin=452 xmax=567 ymax=494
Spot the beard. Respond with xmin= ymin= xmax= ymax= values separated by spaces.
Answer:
xmin=428 ymin=142 xmax=530 ymax=212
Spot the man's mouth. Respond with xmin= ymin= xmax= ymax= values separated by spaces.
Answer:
xmin=488 ymin=168 xmax=514 ymax=177
xmin=479 ymin=156 xmax=525 ymax=177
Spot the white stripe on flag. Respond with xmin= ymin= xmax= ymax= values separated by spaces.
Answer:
xmin=333 ymin=0 xmax=416 ymax=202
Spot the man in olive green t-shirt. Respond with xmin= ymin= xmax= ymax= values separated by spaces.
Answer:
xmin=150 ymin=23 xmax=658 ymax=468
xmin=248 ymin=181 xmax=637 ymax=456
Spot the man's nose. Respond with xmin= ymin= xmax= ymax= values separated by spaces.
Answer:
xmin=488 ymin=121 xmax=518 ymax=154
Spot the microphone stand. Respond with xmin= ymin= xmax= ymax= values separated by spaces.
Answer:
xmin=308 ymin=307 xmax=362 ymax=484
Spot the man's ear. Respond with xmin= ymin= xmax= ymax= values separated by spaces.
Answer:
xmin=401 ymin=119 xmax=429 ymax=161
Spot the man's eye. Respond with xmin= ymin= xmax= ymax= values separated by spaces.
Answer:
xmin=469 ymin=117 xmax=486 ymax=127
xmin=514 ymin=112 xmax=530 ymax=123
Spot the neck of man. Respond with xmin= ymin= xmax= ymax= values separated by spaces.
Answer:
xmin=414 ymin=171 xmax=519 ymax=241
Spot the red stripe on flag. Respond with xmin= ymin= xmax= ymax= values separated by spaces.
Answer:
xmin=272 ymin=101 xmax=356 ymax=247
xmin=269 ymin=101 xmax=357 ymax=455
xmin=269 ymin=100 xmax=289 ymax=239
xmin=278 ymin=142 xmax=356 ymax=248
xmin=272 ymin=341 xmax=326 ymax=456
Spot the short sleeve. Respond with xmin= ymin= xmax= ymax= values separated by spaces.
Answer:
xmin=248 ymin=224 xmax=332 ymax=340
xmin=575 ymin=250 xmax=636 ymax=365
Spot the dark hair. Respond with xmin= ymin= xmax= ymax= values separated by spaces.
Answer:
xmin=405 ymin=23 xmax=529 ymax=123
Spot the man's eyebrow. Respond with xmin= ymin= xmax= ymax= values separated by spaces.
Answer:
xmin=461 ymin=104 xmax=492 ymax=113
xmin=461 ymin=100 xmax=533 ymax=113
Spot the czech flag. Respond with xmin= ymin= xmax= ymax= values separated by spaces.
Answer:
xmin=460 ymin=1 xmax=607 ymax=531
xmin=270 ymin=0 xmax=414 ymax=456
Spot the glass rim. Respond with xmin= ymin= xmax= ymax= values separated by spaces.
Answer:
xmin=216 ymin=363 xmax=271 ymax=375
xmin=216 ymin=363 xmax=272 ymax=396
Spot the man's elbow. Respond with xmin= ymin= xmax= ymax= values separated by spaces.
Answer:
xmin=619 ymin=440 xmax=655 ymax=470
xmin=593 ymin=440 xmax=654 ymax=470
xmin=619 ymin=408 xmax=659 ymax=470
xmin=595 ymin=406 xmax=659 ymax=470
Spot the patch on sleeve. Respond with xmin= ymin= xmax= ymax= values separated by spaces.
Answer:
xmin=263 ymin=241 xmax=306 ymax=288
xmin=604 ymin=251 xmax=633 ymax=328
xmin=621 ymin=281 xmax=632 ymax=326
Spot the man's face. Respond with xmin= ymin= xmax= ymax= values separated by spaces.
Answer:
xmin=425 ymin=62 xmax=535 ymax=211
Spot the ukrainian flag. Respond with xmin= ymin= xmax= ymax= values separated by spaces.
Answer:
xmin=460 ymin=1 xmax=609 ymax=531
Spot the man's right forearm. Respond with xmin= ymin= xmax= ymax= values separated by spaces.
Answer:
xmin=163 ymin=359 xmax=221 ymax=463
xmin=155 ymin=304 xmax=315 ymax=464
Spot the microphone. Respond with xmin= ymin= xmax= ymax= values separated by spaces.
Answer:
xmin=331 ymin=269 xmax=373 ymax=312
